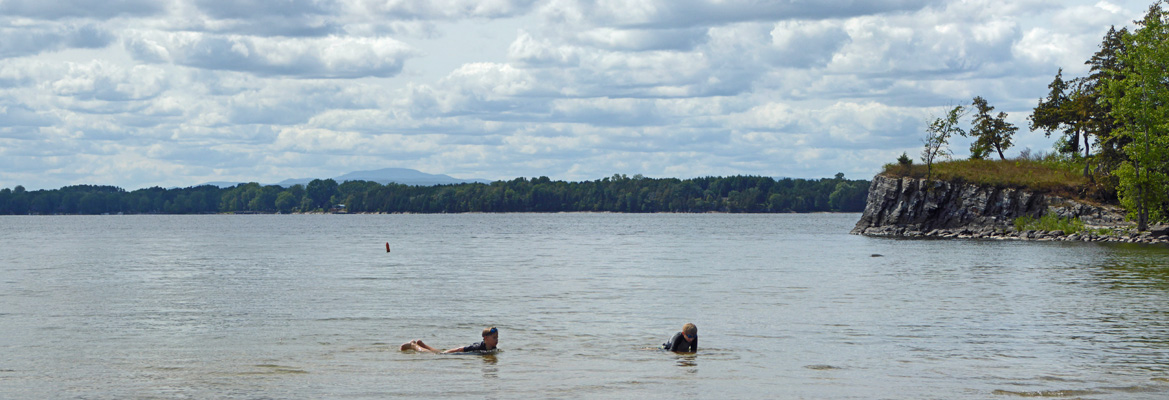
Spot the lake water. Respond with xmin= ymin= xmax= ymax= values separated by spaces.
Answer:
xmin=3 ymin=213 xmax=1169 ymax=399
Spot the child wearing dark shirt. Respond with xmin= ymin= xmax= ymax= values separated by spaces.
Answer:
xmin=663 ymin=323 xmax=697 ymax=352
xmin=401 ymin=327 xmax=499 ymax=353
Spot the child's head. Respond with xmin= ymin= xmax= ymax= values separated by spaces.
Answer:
xmin=482 ymin=326 xmax=499 ymax=347
xmin=682 ymin=323 xmax=697 ymax=341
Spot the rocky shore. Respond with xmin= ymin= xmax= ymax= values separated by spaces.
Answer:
xmin=851 ymin=175 xmax=1169 ymax=245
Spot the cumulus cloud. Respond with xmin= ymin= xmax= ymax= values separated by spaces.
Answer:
xmin=51 ymin=62 xmax=168 ymax=101
xmin=0 ymin=0 xmax=1156 ymax=189
xmin=124 ymin=32 xmax=418 ymax=78
xmin=768 ymin=19 xmax=850 ymax=68
xmin=354 ymin=0 xmax=539 ymax=20
xmin=0 ymin=0 xmax=166 ymax=20
xmin=575 ymin=27 xmax=709 ymax=51
xmin=539 ymin=0 xmax=936 ymax=29
xmin=194 ymin=0 xmax=336 ymax=19
xmin=0 ymin=103 xmax=57 ymax=133
xmin=0 ymin=23 xmax=114 ymax=58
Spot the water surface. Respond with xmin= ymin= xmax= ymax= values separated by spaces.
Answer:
xmin=2 ymin=214 xmax=1169 ymax=398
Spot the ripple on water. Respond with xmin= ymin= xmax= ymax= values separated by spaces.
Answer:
xmin=240 ymin=364 xmax=309 ymax=375
xmin=992 ymin=388 xmax=1105 ymax=397
xmin=7 ymin=214 xmax=1169 ymax=399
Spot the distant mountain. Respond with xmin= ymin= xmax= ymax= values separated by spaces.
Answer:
xmin=195 ymin=168 xmax=490 ymax=188
xmin=196 ymin=181 xmax=247 ymax=188
xmin=274 ymin=178 xmax=314 ymax=187
xmin=275 ymin=168 xmax=491 ymax=187
xmin=336 ymin=168 xmax=490 ymax=186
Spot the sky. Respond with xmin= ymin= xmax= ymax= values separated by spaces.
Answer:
xmin=0 ymin=0 xmax=1156 ymax=190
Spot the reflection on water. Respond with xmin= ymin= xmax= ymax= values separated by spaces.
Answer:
xmin=674 ymin=354 xmax=697 ymax=372
xmin=480 ymin=354 xmax=498 ymax=379
xmin=2 ymin=214 xmax=1169 ymax=399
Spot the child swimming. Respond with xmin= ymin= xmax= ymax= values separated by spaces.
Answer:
xmin=663 ymin=323 xmax=697 ymax=352
xmin=401 ymin=326 xmax=499 ymax=353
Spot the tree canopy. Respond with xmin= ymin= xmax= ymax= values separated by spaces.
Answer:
xmin=967 ymin=96 xmax=1018 ymax=160
xmin=0 ymin=175 xmax=870 ymax=215
xmin=1027 ymin=0 xmax=1169 ymax=229
xmin=921 ymin=105 xmax=966 ymax=180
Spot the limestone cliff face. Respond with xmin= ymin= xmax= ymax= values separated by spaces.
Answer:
xmin=851 ymin=175 xmax=1127 ymax=236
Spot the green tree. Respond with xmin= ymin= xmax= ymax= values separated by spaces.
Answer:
xmin=1085 ymin=26 xmax=1130 ymax=172
xmin=275 ymin=191 xmax=298 ymax=213
xmin=1106 ymin=1 xmax=1169 ymax=230
xmin=306 ymin=179 xmax=339 ymax=210
xmin=896 ymin=152 xmax=913 ymax=165
xmin=1029 ymin=74 xmax=1101 ymax=177
xmin=922 ymin=105 xmax=967 ymax=180
xmin=1030 ymin=70 xmax=1082 ymax=157
xmin=967 ymin=96 xmax=1017 ymax=160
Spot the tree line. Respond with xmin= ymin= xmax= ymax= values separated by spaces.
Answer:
xmin=919 ymin=1 xmax=1169 ymax=230
xmin=0 ymin=174 xmax=870 ymax=215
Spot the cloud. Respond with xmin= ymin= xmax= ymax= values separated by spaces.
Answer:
xmin=125 ymin=32 xmax=418 ymax=78
xmin=51 ymin=61 xmax=168 ymax=101
xmin=355 ymin=0 xmax=539 ymax=20
xmin=768 ymin=19 xmax=850 ymax=68
xmin=0 ymin=0 xmax=167 ymax=20
xmin=826 ymin=10 xmax=1020 ymax=77
xmin=0 ymin=23 xmax=114 ymax=59
xmin=182 ymin=0 xmax=341 ymax=37
xmin=0 ymin=103 xmax=57 ymax=138
xmin=0 ymin=0 xmax=1156 ymax=190
xmin=508 ymin=31 xmax=583 ymax=66
xmin=194 ymin=0 xmax=336 ymax=19
xmin=539 ymin=0 xmax=936 ymax=29
xmin=223 ymin=81 xmax=377 ymax=125
xmin=574 ymin=27 xmax=709 ymax=51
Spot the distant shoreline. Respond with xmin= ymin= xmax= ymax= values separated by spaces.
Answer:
xmin=0 ymin=175 xmax=872 ymax=215
xmin=0 ymin=210 xmax=863 ymax=216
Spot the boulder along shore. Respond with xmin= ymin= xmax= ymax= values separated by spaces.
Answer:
xmin=851 ymin=175 xmax=1169 ymax=245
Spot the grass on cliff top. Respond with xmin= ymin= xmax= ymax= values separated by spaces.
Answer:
xmin=881 ymin=158 xmax=1112 ymax=203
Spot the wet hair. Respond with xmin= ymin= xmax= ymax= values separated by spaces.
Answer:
xmin=683 ymin=323 xmax=697 ymax=337
xmin=482 ymin=326 xmax=498 ymax=337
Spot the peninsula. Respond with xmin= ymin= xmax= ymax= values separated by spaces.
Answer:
xmin=851 ymin=159 xmax=1169 ymax=245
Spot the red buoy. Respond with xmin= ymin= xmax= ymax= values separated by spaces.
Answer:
xmin=386 ymin=242 xmax=391 ymax=253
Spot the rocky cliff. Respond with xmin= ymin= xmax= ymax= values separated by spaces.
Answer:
xmin=850 ymin=175 xmax=1145 ymax=241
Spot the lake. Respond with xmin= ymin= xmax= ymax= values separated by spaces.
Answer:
xmin=2 ymin=213 xmax=1169 ymax=399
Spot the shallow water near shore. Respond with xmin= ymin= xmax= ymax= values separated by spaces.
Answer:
xmin=3 ymin=213 xmax=1169 ymax=399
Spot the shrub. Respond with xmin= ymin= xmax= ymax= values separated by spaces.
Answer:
xmin=897 ymin=152 xmax=913 ymax=166
xmin=1013 ymin=213 xmax=1085 ymax=235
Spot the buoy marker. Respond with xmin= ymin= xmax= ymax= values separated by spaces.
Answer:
xmin=386 ymin=242 xmax=391 ymax=253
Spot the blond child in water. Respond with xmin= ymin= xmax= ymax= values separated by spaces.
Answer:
xmin=663 ymin=323 xmax=697 ymax=352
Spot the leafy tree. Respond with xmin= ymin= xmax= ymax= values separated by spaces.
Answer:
xmin=967 ymin=96 xmax=1017 ymax=160
xmin=1029 ymin=74 xmax=1102 ymax=177
xmin=829 ymin=180 xmax=868 ymax=211
xmin=1086 ymin=26 xmax=1131 ymax=172
xmin=1030 ymin=69 xmax=1072 ymax=141
xmin=306 ymin=179 xmax=339 ymax=210
xmin=922 ymin=105 xmax=967 ymax=180
xmin=275 ymin=191 xmax=298 ymax=213
xmin=1106 ymin=1 xmax=1169 ymax=230
xmin=1031 ymin=25 xmax=1132 ymax=180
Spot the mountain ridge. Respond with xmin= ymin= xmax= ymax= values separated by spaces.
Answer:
xmin=200 ymin=168 xmax=491 ymax=188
